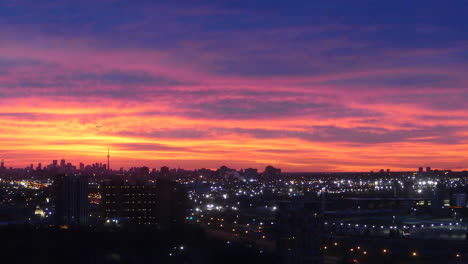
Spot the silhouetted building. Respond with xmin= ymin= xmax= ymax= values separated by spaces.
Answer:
xmin=403 ymin=179 xmax=414 ymax=198
xmin=276 ymin=201 xmax=324 ymax=264
xmin=392 ymin=180 xmax=400 ymax=198
xmin=432 ymin=183 xmax=447 ymax=211
xmin=0 ymin=159 xmax=4 ymax=169
xmin=264 ymin=165 xmax=281 ymax=179
xmin=60 ymin=159 xmax=66 ymax=168
xmin=139 ymin=166 xmax=149 ymax=176
xmin=245 ymin=168 xmax=258 ymax=179
xmin=53 ymin=174 xmax=89 ymax=226
xmin=156 ymin=178 xmax=189 ymax=229
xmin=160 ymin=166 xmax=170 ymax=178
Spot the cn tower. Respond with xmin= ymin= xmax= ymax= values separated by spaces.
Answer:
xmin=107 ymin=147 xmax=110 ymax=171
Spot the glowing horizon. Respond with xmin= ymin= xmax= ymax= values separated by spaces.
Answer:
xmin=1 ymin=1 xmax=468 ymax=172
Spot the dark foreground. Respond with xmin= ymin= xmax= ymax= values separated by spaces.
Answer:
xmin=0 ymin=225 xmax=275 ymax=264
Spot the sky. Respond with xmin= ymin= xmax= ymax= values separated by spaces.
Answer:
xmin=1 ymin=0 xmax=468 ymax=172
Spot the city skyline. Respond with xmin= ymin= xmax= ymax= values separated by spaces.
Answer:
xmin=1 ymin=1 xmax=468 ymax=171
xmin=0 ymin=156 xmax=460 ymax=173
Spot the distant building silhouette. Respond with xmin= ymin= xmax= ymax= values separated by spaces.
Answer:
xmin=160 ymin=166 xmax=170 ymax=178
xmin=264 ymin=165 xmax=281 ymax=179
xmin=53 ymin=174 xmax=89 ymax=226
xmin=244 ymin=168 xmax=258 ymax=179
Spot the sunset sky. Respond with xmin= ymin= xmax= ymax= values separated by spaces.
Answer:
xmin=1 ymin=0 xmax=468 ymax=171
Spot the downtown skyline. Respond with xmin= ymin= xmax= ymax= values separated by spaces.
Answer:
xmin=1 ymin=0 xmax=468 ymax=171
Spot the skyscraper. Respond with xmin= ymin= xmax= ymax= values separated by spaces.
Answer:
xmin=0 ymin=159 xmax=4 ymax=169
xmin=60 ymin=159 xmax=66 ymax=168
xmin=53 ymin=174 xmax=89 ymax=226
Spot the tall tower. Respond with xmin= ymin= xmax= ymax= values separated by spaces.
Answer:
xmin=0 ymin=159 xmax=4 ymax=169
xmin=107 ymin=147 xmax=110 ymax=171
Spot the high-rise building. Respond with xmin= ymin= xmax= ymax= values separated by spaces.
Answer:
xmin=53 ymin=174 xmax=89 ymax=226
xmin=52 ymin=160 xmax=58 ymax=167
xmin=60 ymin=159 xmax=66 ymax=168
xmin=101 ymin=179 xmax=157 ymax=225
xmin=156 ymin=178 xmax=189 ymax=229
xmin=426 ymin=167 xmax=432 ymax=173
xmin=418 ymin=167 xmax=424 ymax=173
xmin=0 ymin=159 xmax=4 ymax=169
xmin=276 ymin=201 xmax=324 ymax=264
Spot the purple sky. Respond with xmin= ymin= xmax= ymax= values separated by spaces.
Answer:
xmin=0 ymin=0 xmax=467 ymax=171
